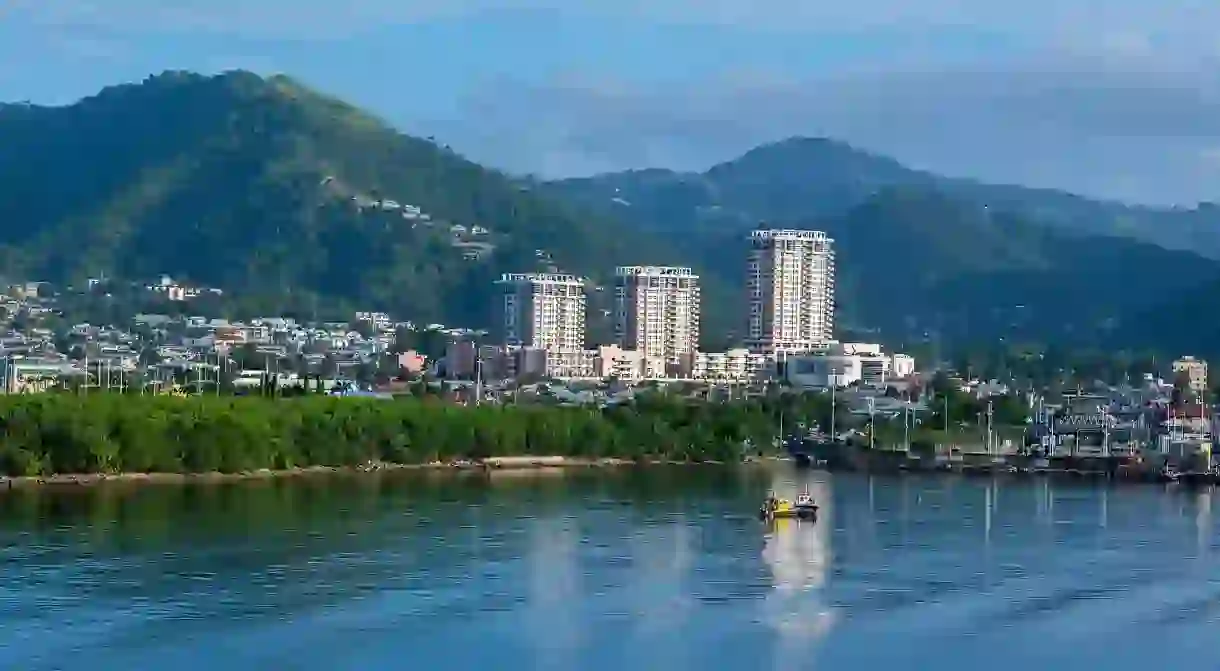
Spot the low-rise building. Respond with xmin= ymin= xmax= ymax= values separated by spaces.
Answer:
xmin=693 ymin=348 xmax=771 ymax=382
xmin=1172 ymin=356 xmax=1209 ymax=393
xmin=784 ymin=342 xmax=915 ymax=389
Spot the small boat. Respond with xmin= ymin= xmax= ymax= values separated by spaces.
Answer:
xmin=759 ymin=487 xmax=819 ymax=520
xmin=1178 ymin=470 xmax=1217 ymax=487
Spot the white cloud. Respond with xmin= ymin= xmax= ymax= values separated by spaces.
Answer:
xmin=11 ymin=0 xmax=1220 ymax=58
xmin=13 ymin=0 xmax=1220 ymax=203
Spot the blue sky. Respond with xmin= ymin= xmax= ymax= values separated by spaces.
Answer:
xmin=4 ymin=1 xmax=1220 ymax=204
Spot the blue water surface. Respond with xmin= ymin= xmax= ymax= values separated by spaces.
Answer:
xmin=0 ymin=468 xmax=1216 ymax=670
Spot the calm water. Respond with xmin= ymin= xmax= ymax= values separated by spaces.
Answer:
xmin=1 ymin=468 xmax=1218 ymax=670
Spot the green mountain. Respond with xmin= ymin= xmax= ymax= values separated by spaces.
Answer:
xmin=541 ymin=139 xmax=1220 ymax=350
xmin=544 ymin=137 xmax=1220 ymax=257
xmin=0 ymin=70 xmax=698 ymax=332
xmin=2 ymin=74 xmax=1213 ymax=353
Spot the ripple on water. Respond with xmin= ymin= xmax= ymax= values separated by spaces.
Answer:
xmin=1 ymin=474 xmax=1219 ymax=670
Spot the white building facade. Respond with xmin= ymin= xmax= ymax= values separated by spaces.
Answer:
xmin=614 ymin=266 xmax=700 ymax=368
xmin=745 ymin=229 xmax=836 ymax=356
xmin=693 ymin=348 xmax=772 ymax=382
xmin=784 ymin=342 xmax=916 ymax=390
xmin=497 ymin=274 xmax=587 ymax=377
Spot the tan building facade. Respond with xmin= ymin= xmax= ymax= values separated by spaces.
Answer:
xmin=745 ymin=229 xmax=835 ymax=356
xmin=613 ymin=266 xmax=700 ymax=368
xmin=497 ymin=273 xmax=586 ymax=351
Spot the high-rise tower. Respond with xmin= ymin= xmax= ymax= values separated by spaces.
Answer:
xmin=613 ymin=266 xmax=700 ymax=364
xmin=497 ymin=273 xmax=587 ymax=350
xmin=745 ymin=229 xmax=835 ymax=355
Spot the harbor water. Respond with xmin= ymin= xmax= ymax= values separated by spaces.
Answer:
xmin=1 ymin=468 xmax=1218 ymax=669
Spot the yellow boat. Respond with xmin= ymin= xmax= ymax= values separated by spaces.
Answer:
xmin=759 ymin=488 xmax=819 ymax=520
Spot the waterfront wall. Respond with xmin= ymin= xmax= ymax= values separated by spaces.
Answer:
xmin=794 ymin=442 xmax=1184 ymax=479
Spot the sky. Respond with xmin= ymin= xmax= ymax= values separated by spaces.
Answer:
xmin=4 ymin=1 xmax=1220 ymax=205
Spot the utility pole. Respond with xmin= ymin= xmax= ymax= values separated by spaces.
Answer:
xmin=474 ymin=352 xmax=483 ymax=406
xmin=904 ymin=391 xmax=911 ymax=452
xmin=987 ymin=400 xmax=994 ymax=455
xmin=1102 ymin=404 xmax=1111 ymax=459
xmin=829 ymin=364 xmax=837 ymax=441
xmin=869 ymin=396 xmax=876 ymax=451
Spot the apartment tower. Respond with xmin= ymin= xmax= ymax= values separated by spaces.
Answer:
xmin=497 ymin=273 xmax=587 ymax=350
xmin=614 ymin=266 xmax=701 ymax=364
xmin=745 ymin=229 xmax=835 ymax=355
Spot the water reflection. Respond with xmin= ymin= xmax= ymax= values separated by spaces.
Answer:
xmin=630 ymin=514 xmax=692 ymax=638
xmin=5 ymin=470 xmax=1220 ymax=669
xmin=527 ymin=516 xmax=580 ymax=671
xmin=1195 ymin=489 xmax=1211 ymax=561
xmin=760 ymin=473 xmax=834 ymax=670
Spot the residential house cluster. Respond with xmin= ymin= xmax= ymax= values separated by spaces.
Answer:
xmin=143 ymin=275 xmax=224 ymax=302
xmin=0 ymin=279 xmax=480 ymax=393
xmin=348 ymin=189 xmax=497 ymax=262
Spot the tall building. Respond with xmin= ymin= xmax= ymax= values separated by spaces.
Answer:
xmin=1172 ymin=356 xmax=1209 ymax=394
xmin=613 ymin=266 xmax=700 ymax=364
xmin=745 ymin=229 xmax=835 ymax=355
xmin=497 ymin=273 xmax=587 ymax=350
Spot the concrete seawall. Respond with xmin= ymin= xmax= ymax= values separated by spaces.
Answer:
xmin=793 ymin=442 xmax=1172 ymax=481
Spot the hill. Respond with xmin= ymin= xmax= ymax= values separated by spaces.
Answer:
xmin=543 ymin=137 xmax=1220 ymax=257
xmin=541 ymin=138 xmax=1220 ymax=349
xmin=0 ymin=70 xmax=707 ymax=335
xmin=3 ymin=76 xmax=1213 ymax=353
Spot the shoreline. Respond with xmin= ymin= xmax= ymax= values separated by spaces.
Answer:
xmin=0 ymin=456 xmax=744 ymax=491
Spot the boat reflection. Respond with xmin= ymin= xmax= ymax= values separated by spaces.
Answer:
xmin=760 ymin=475 xmax=835 ymax=669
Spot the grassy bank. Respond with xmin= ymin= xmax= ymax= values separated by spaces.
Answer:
xmin=0 ymin=393 xmax=779 ymax=478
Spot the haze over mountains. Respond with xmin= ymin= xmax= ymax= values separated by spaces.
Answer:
xmin=1 ymin=71 xmax=1218 ymax=354
xmin=545 ymin=137 xmax=1220 ymax=257
xmin=541 ymin=138 xmax=1220 ymax=350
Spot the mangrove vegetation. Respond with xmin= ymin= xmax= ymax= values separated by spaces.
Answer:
xmin=0 ymin=393 xmax=780 ymax=477
xmin=0 ymin=381 xmax=1030 ymax=477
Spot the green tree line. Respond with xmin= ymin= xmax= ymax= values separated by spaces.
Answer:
xmin=0 ymin=384 xmax=1035 ymax=477
xmin=0 ymin=393 xmax=798 ymax=477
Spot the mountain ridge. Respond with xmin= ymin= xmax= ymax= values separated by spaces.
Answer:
xmin=542 ymin=136 xmax=1220 ymax=256
xmin=1 ymin=71 xmax=1215 ymax=355
xmin=541 ymin=137 xmax=1220 ymax=350
xmin=0 ymin=70 xmax=720 ymax=336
